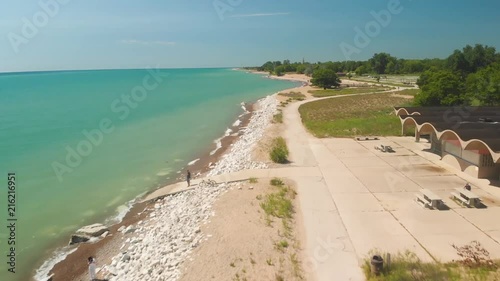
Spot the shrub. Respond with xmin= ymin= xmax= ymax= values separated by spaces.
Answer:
xmin=269 ymin=137 xmax=289 ymax=163
xmin=273 ymin=112 xmax=283 ymax=123
xmin=270 ymin=178 xmax=285 ymax=186
xmin=452 ymin=241 xmax=497 ymax=269
xmin=260 ymin=191 xmax=293 ymax=219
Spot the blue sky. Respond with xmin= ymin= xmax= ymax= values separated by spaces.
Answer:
xmin=1 ymin=0 xmax=499 ymax=72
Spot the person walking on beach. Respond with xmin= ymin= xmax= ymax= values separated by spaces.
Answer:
xmin=88 ymin=256 xmax=97 ymax=281
xmin=186 ymin=170 xmax=191 ymax=187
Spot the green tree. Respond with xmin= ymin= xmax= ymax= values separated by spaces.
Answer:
xmin=386 ymin=61 xmax=397 ymax=74
xmin=311 ymin=69 xmax=340 ymax=89
xmin=259 ymin=61 xmax=274 ymax=72
xmin=304 ymin=65 xmax=314 ymax=77
xmin=466 ymin=63 xmax=500 ymax=105
xmin=274 ymin=65 xmax=286 ymax=76
xmin=415 ymin=70 xmax=465 ymax=106
xmin=355 ymin=64 xmax=370 ymax=76
xmin=369 ymin=53 xmax=396 ymax=74
xmin=296 ymin=64 xmax=306 ymax=74
xmin=447 ymin=44 xmax=497 ymax=75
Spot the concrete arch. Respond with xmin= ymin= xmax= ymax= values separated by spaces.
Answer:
xmin=439 ymin=130 xmax=462 ymax=143
xmin=419 ymin=123 xmax=437 ymax=135
xmin=395 ymin=108 xmax=423 ymax=116
xmin=395 ymin=108 xmax=410 ymax=116
xmin=399 ymin=117 xmax=500 ymax=164
xmin=464 ymin=140 xmax=500 ymax=163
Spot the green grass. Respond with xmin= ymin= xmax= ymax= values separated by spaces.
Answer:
xmin=362 ymin=251 xmax=500 ymax=281
xmin=260 ymin=189 xmax=293 ymax=219
xmin=269 ymin=137 xmax=289 ymax=163
xmin=275 ymin=240 xmax=289 ymax=252
xmin=270 ymin=178 xmax=285 ymax=186
xmin=273 ymin=111 xmax=283 ymax=123
xmin=309 ymin=86 xmax=389 ymax=97
xmin=279 ymin=91 xmax=306 ymax=99
xmin=290 ymin=253 xmax=302 ymax=279
xmin=394 ymin=88 xmax=420 ymax=96
xmin=299 ymin=92 xmax=413 ymax=138
xmin=249 ymin=177 xmax=258 ymax=184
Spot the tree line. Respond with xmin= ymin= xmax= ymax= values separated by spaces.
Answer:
xmin=416 ymin=44 xmax=500 ymax=106
xmin=254 ymin=54 xmax=446 ymax=77
xmin=251 ymin=44 xmax=500 ymax=106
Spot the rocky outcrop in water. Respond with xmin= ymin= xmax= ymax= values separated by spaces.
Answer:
xmin=69 ymin=223 xmax=109 ymax=245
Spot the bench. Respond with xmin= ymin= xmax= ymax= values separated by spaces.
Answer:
xmin=356 ymin=136 xmax=380 ymax=141
xmin=451 ymin=188 xmax=481 ymax=208
xmin=415 ymin=189 xmax=443 ymax=209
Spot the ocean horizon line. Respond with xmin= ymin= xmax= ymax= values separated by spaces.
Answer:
xmin=0 ymin=66 xmax=247 ymax=75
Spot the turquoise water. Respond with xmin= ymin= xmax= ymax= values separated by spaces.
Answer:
xmin=0 ymin=68 xmax=298 ymax=281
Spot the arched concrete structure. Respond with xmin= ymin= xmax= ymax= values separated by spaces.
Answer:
xmin=395 ymin=108 xmax=500 ymax=179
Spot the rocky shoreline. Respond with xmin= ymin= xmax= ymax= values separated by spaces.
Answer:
xmin=99 ymin=95 xmax=278 ymax=280
xmin=208 ymin=95 xmax=278 ymax=176
xmin=41 ymin=94 xmax=279 ymax=281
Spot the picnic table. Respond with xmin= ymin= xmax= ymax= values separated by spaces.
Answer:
xmin=451 ymin=188 xmax=481 ymax=208
xmin=415 ymin=189 xmax=443 ymax=209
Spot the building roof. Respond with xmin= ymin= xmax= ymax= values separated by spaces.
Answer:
xmin=395 ymin=106 xmax=500 ymax=162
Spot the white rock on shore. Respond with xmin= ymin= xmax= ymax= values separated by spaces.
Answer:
xmin=103 ymin=181 xmax=232 ymax=281
xmin=69 ymin=223 xmax=109 ymax=245
xmin=207 ymin=95 xmax=277 ymax=176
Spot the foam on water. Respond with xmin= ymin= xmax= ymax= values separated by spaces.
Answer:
xmin=232 ymin=119 xmax=241 ymax=127
xmin=34 ymin=247 xmax=78 ymax=281
xmin=156 ymin=168 xmax=173 ymax=176
xmin=210 ymin=127 xmax=234 ymax=155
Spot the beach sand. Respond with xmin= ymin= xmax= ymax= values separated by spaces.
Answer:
xmin=178 ymin=179 xmax=305 ymax=281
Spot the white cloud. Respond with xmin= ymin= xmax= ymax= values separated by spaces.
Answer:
xmin=229 ymin=12 xmax=290 ymax=18
xmin=120 ymin=40 xmax=176 ymax=46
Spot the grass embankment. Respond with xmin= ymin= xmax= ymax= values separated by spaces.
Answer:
xmin=363 ymin=244 xmax=500 ymax=281
xmin=309 ymin=86 xmax=390 ymax=98
xmin=278 ymin=91 xmax=306 ymax=100
xmin=393 ymin=88 xmax=420 ymax=96
xmin=299 ymin=92 xmax=413 ymax=138
xmin=269 ymin=137 xmax=289 ymax=163
xmin=259 ymin=178 xmax=302 ymax=280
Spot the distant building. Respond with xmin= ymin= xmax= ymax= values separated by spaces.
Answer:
xmin=395 ymin=106 xmax=500 ymax=180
